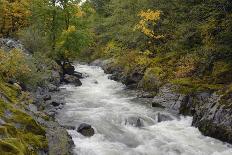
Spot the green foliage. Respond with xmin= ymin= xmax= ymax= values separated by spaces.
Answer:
xmin=89 ymin=0 xmax=232 ymax=94
xmin=0 ymin=49 xmax=31 ymax=82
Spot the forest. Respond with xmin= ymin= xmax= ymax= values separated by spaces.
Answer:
xmin=0 ymin=0 xmax=232 ymax=154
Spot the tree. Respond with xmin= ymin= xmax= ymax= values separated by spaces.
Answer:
xmin=0 ymin=0 xmax=31 ymax=37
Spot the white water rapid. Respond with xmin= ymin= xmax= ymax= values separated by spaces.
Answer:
xmin=57 ymin=64 xmax=232 ymax=155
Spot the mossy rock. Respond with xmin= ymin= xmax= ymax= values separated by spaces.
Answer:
xmin=11 ymin=110 xmax=46 ymax=135
xmin=138 ymin=67 xmax=162 ymax=92
xmin=0 ymin=139 xmax=25 ymax=155
xmin=171 ymin=78 xmax=223 ymax=94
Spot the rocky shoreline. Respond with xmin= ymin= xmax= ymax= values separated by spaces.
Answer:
xmin=31 ymin=62 xmax=86 ymax=155
xmin=0 ymin=38 xmax=85 ymax=154
xmin=91 ymin=59 xmax=232 ymax=144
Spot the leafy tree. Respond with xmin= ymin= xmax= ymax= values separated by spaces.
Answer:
xmin=0 ymin=0 xmax=31 ymax=37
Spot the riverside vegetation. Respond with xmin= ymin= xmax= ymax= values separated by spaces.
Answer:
xmin=0 ymin=0 xmax=232 ymax=154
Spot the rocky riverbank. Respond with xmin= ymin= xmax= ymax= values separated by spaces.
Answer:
xmin=0 ymin=38 xmax=85 ymax=154
xmin=91 ymin=59 xmax=232 ymax=144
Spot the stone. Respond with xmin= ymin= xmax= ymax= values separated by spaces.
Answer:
xmin=63 ymin=63 xmax=75 ymax=75
xmin=77 ymin=123 xmax=95 ymax=137
xmin=125 ymin=117 xmax=143 ymax=127
xmin=152 ymin=102 xmax=165 ymax=108
xmin=47 ymin=84 xmax=59 ymax=92
xmin=63 ymin=74 xmax=82 ymax=86
xmin=43 ymin=94 xmax=51 ymax=101
xmin=73 ymin=71 xmax=84 ymax=79
xmin=157 ymin=113 xmax=173 ymax=122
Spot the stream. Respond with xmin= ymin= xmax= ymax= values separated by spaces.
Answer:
xmin=56 ymin=64 xmax=232 ymax=155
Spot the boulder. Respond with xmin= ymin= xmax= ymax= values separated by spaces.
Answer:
xmin=152 ymin=84 xmax=188 ymax=112
xmin=77 ymin=123 xmax=95 ymax=137
xmin=63 ymin=63 xmax=75 ymax=75
xmin=63 ymin=74 xmax=82 ymax=86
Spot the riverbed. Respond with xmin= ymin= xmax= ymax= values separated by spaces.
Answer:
xmin=56 ymin=64 xmax=232 ymax=155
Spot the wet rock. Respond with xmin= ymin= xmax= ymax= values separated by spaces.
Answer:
xmin=122 ymin=71 xmax=144 ymax=87
xmin=63 ymin=74 xmax=82 ymax=86
xmin=125 ymin=117 xmax=143 ymax=127
xmin=47 ymin=84 xmax=59 ymax=92
xmin=73 ymin=71 xmax=85 ymax=79
xmin=51 ymin=101 xmax=63 ymax=107
xmin=152 ymin=84 xmax=188 ymax=112
xmin=77 ymin=123 xmax=95 ymax=137
xmin=46 ymin=121 xmax=74 ymax=155
xmin=92 ymin=80 xmax=98 ymax=84
xmin=138 ymin=92 xmax=155 ymax=98
xmin=189 ymin=93 xmax=232 ymax=144
xmin=63 ymin=63 xmax=75 ymax=75
xmin=43 ymin=94 xmax=51 ymax=101
xmin=152 ymin=102 xmax=165 ymax=108
xmin=157 ymin=113 xmax=173 ymax=122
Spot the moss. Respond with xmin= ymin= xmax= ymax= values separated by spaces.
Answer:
xmin=171 ymin=78 xmax=223 ymax=94
xmin=0 ymin=80 xmax=48 ymax=154
xmin=0 ymin=80 xmax=20 ymax=103
xmin=11 ymin=110 xmax=46 ymax=135
xmin=138 ymin=67 xmax=163 ymax=92
xmin=20 ymin=132 xmax=48 ymax=149
xmin=0 ymin=139 xmax=25 ymax=155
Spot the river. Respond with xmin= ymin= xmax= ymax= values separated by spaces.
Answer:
xmin=56 ymin=64 xmax=232 ymax=155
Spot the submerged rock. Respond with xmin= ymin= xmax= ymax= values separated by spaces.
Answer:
xmin=157 ymin=113 xmax=173 ymax=122
xmin=125 ymin=117 xmax=143 ymax=127
xmin=77 ymin=123 xmax=95 ymax=137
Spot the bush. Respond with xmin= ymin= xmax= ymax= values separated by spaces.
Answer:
xmin=0 ymin=49 xmax=31 ymax=81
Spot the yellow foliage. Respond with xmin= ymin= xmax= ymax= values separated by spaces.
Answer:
xmin=0 ymin=49 xmax=31 ymax=81
xmin=74 ymin=5 xmax=85 ymax=17
xmin=134 ymin=9 xmax=164 ymax=39
xmin=0 ymin=0 xmax=31 ymax=36
xmin=174 ymin=55 xmax=199 ymax=78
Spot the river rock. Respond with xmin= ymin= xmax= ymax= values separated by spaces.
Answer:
xmin=152 ymin=84 xmax=188 ymax=112
xmin=47 ymin=84 xmax=59 ymax=92
xmin=63 ymin=63 xmax=75 ymax=75
xmin=157 ymin=113 xmax=173 ymax=122
xmin=190 ymin=93 xmax=232 ymax=144
xmin=73 ymin=71 xmax=85 ymax=79
xmin=63 ymin=74 xmax=82 ymax=86
xmin=77 ymin=123 xmax=95 ymax=137
xmin=43 ymin=94 xmax=51 ymax=101
xmin=125 ymin=117 xmax=143 ymax=127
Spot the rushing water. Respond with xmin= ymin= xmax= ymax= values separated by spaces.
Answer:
xmin=57 ymin=64 xmax=232 ymax=155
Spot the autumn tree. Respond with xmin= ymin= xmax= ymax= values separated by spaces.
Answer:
xmin=0 ymin=0 xmax=30 ymax=37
